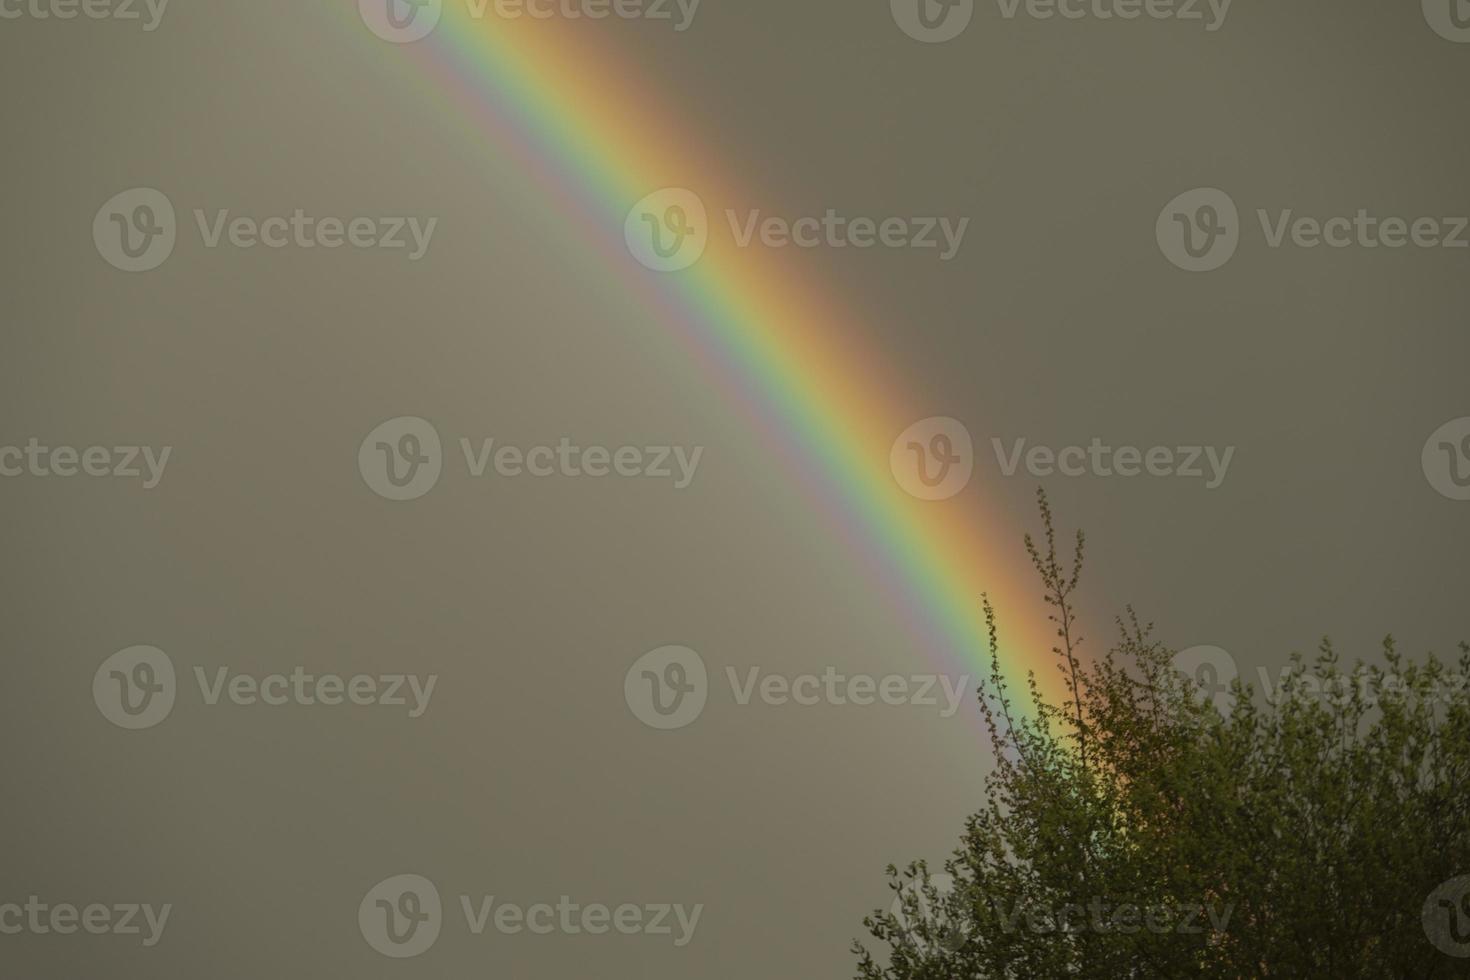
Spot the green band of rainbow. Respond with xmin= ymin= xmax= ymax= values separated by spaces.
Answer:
xmin=338 ymin=3 xmax=1064 ymax=717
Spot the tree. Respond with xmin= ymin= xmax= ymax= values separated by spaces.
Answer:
xmin=855 ymin=490 xmax=1470 ymax=978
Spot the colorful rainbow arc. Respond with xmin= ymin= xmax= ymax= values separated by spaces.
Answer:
xmin=341 ymin=3 xmax=1069 ymax=716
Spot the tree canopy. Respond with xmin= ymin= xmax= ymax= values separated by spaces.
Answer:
xmin=855 ymin=491 xmax=1470 ymax=978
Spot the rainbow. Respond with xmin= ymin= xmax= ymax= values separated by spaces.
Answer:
xmin=339 ymin=2 xmax=1070 ymax=716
